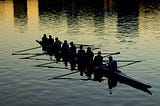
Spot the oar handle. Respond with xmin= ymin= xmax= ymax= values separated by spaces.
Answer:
xmin=103 ymin=52 xmax=120 ymax=58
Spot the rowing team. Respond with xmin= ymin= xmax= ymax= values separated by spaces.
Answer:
xmin=40 ymin=34 xmax=118 ymax=82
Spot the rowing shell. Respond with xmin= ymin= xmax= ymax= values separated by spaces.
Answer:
xmin=36 ymin=40 xmax=152 ymax=94
xmin=103 ymin=68 xmax=152 ymax=95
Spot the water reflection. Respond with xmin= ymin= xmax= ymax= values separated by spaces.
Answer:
xmin=65 ymin=0 xmax=80 ymax=34
xmin=104 ymin=0 xmax=114 ymax=15
xmin=93 ymin=0 xmax=105 ymax=35
xmin=1 ymin=0 xmax=159 ymax=39
xmin=1 ymin=1 xmax=160 ymax=105
xmin=38 ymin=0 xmax=65 ymax=33
xmin=116 ymin=0 xmax=139 ymax=38
xmin=13 ymin=0 xmax=28 ymax=33
xmin=140 ymin=0 xmax=160 ymax=13
xmin=38 ymin=0 xmax=64 ymax=14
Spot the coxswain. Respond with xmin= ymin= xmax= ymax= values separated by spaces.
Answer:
xmin=69 ymin=42 xmax=77 ymax=71
xmin=93 ymin=51 xmax=103 ymax=81
xmin=61 ymin=40 xmax=70 ymax=67
xmin=77 ymin=45 xmax=86 ymax=76
xmin=85 ymin=47 xmax=94 ymax=79
xmin=107 ymin=56 xmax=118 ymax=93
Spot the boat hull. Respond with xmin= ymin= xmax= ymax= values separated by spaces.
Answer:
xmin=103 ymin=69 xmax=152 ymax=95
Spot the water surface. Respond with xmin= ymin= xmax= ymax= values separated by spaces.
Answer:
xmin=0 ymin=0 xmax=160 ymax=106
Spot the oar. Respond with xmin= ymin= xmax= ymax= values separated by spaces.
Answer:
xmin=36 ymin=40 xmax=42 ymax=45
xmin=117 ymin=61 xmax=141 ymax=68
xmin=52 ymin=77 xmax=107 ymax=81
xmin=14 ymin=46 xmax=41 ymax=53
xmin=94 ymin=52 xmax=120 ymax=54
xmin=12 ymin=53 xmax=45 ymax=55
xmin=96 ymin=59 xmax=141 ymax=70
xmin=103 ymin=52 xmax=120 ymax=58
xmin=48 ymin=52 xmax=120 ymax=80
xmin=103 ymin=60 xmax=141 ymax=63
xmin=93 ymin=47 xmax=101 ymax=50
xmin=49 ymin=62 xmax=128 ymax=80
xmin=74 ymin=43 xmax=94 ymax=47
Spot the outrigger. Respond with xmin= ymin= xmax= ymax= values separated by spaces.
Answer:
xmin=12 ymin=39 xmax=152 ymax=95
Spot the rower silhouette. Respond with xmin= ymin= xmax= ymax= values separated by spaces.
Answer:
xmin=93 ymin=51 xmax=103 ymax=82
xmin=69 ymin=42 xmax=77 ymax=71
xmin=77 ymin=45 xmax=86 ymax=76
xmin=54 ymin=37 xmax=62 ymax=62
xmin=41 ymin=34 xmax=49 ymax=51
xmin=107 ymin=56 xmax=118 ymax=94
xmin=61 ymin=40 xmax=70 ymax=67
xmin=85 ymin=47 xmax=94 ymax=79
xmin=47 ymin=35 xmax=55 ymax=60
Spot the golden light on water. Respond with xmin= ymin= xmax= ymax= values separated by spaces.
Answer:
xmin=139 ymin=4 xmax=160 ymax=37
xmin=0 ymin=1 xmax=160 ymax=105
xmin=0 ymin=0 xmax=159 ymax=44
xmin=27 ymin=0 xmax=39 ymax=30
xmin=0 ymin=0 xmax=14 ymax=35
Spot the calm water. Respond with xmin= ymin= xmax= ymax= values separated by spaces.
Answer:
xmin=0 ymin=0 xmax=160 ymax=106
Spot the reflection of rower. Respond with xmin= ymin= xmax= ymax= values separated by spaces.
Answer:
xmin=107 ymin=56 xmax=118 ymax=94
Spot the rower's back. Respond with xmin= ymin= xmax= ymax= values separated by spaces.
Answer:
xmin=108 ymin=56 xmax=117 ymax=71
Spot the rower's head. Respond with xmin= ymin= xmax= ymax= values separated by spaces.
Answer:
xmin=64 ymin=40 xmax=67 ymax=43
xmin=43 ymin=34 xmax=47 ymax=37
xmin=70 ymin=42 xmax=73 ymax=46
xmin=55 ymin=37 xmax=58 ymax=41
xmin=98 ymin=51 xmax=101 ymax=55
xmin=108 ymin=56 xmax=113 ymax=61
xmin=49 ymin=35 xmax=52 ymax=38
xmin=87 ymin=47 xmax=91 ymax=51
xmin=80 ymin=45 xmax=83 ymax=49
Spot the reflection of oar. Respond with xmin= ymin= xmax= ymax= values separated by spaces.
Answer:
xmin=48 ymin=71 xmax=79 ymax=80
xmin=38 ymin=65 xmax=70 ymax=70
xmin=14 ymin=46 xmax=41 ymax=53
xmin=19 ymin=53 xmax=46 ymax=59
xmin=35 ymin=61 xmax=57 ymax=67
